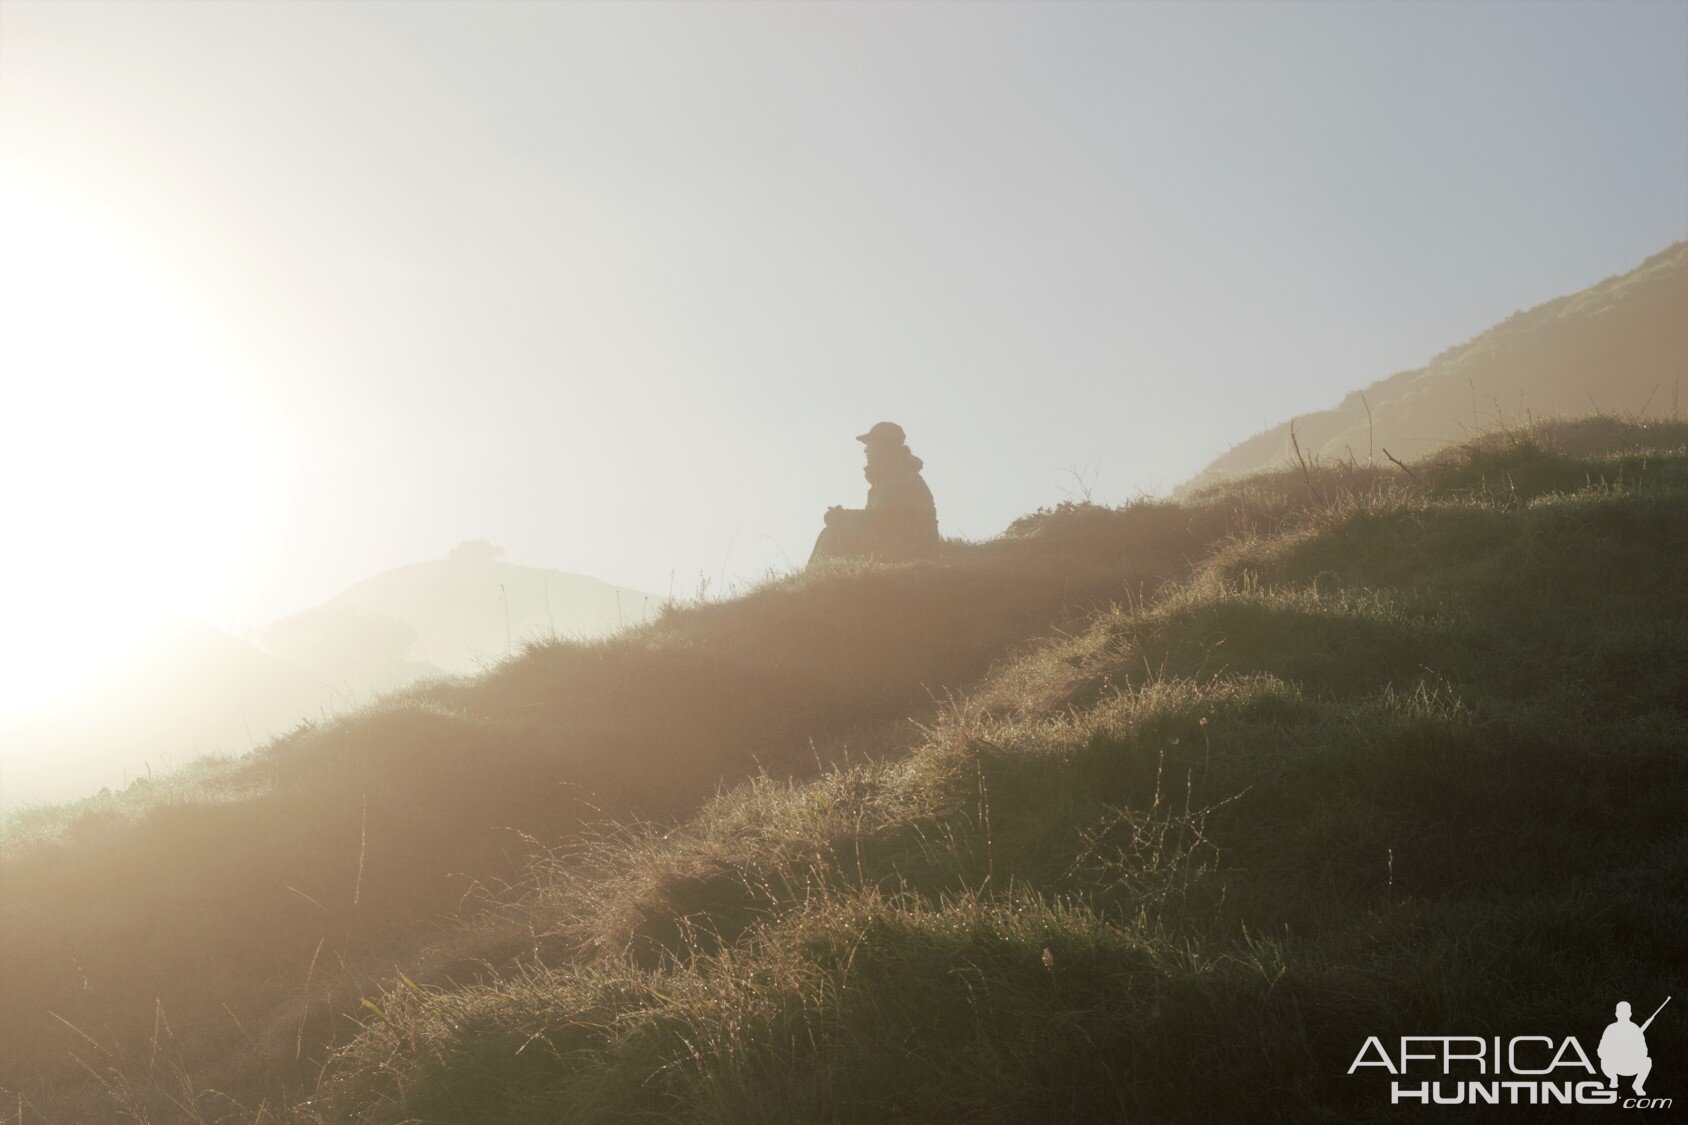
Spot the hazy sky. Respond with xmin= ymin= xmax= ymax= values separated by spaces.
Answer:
xmin=2 ymin=0 xmax=1686 ymax=698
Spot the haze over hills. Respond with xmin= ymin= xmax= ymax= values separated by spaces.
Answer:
xmin=0 ymin=545 xmax=664 ymax=807
xmin=0 ymin=617 xmax=336 ymax=808
xmin=4 ymin=415 xmax=1685 ymax=1122
xmin=4 ymin=0 xmax=1684 ymax=1116
xmin=257 ymin=539 xmax=666 ymax=688
xmin=1184 ymin=242 xmax=1688 ymax=491
xmin=2 ymin=261 xmax=1685 ymax=1119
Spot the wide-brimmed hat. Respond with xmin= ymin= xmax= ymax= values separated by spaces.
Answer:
xmin=856 ymin=421 xmax=905 ymax=445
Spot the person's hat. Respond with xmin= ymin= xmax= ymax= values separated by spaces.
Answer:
xmin=856 ymin=421 xmax=906 ymax=445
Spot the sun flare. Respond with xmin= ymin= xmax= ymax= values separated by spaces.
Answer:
xmin=0 ymin=170 xmax=280 ymax=716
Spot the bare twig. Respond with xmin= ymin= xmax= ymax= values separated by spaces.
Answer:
xmin=353 ymin=796 xmax=368 ymax=908
xmin=1289 ymin=420 xmax=1322 ymax=504
xmin=1058 ymin=462 xmax=1100 ymax=504
xmin=1636 ymin=383 xmax=1659 ymax=422
xmin=1361 ymin=392 xmax=1374 ymax=463
xmin=1382 ymin=447 xmax=1421 ymax=483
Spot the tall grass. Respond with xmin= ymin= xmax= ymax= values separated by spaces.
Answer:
xmin=304 ymin=419 xmax=1687 ymax=1122
xmin=4 ymin=416 xmax=1686 ymax=1121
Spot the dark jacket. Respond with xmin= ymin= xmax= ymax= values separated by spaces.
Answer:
xmin=865 ymin=445 xmax=939 ymax=531
xmin=811 ymin=442 xmax=941 ymax=564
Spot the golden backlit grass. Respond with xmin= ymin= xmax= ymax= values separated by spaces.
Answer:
xmin=3 ymin=415 xmax=1686 ymax=1122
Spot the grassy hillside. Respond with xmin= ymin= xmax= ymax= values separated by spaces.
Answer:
xmin=1185 ymin=243 xmax=1688 ymax=491
xmin=1 ymin=499 xmax=1206 ymax=1121
xmin=4 ymin=417 xmax=1686 ymax=1122
xmin=305 ymin=418 xmax=1688 ymax=1123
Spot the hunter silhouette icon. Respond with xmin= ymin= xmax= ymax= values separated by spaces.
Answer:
xmin=1601 ymin=997 xmax=1670 ymax=1096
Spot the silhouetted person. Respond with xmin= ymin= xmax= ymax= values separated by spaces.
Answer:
xmin=1600 ymin=1001 xmax=1652 ymax=1095
xmin=810 ymin=421 xmax=940 ymax=565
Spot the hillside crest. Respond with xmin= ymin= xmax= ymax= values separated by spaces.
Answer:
xmin=1182 ymin=242 xmax=1688 ymax=491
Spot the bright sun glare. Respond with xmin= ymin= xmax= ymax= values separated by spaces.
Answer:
xmin=0 ymin=168 xmax=280 ymax=717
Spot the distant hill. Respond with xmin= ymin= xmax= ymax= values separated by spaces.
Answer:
xmin=257 ymin=540 xmax=666 ymax=687
xmin=1184 ymin=242 xmax=1688 ymax=490
xmin=0 ymin=547 xmax=663 ymax=807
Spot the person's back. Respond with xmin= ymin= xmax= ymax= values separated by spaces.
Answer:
xmin=810 ymin=422 xmax=940 ymax=564
xmin=863 ymin=426 xmax=939 ymax=553
xmin=1600 ymin=1017 xmax=1646 ymax=1067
